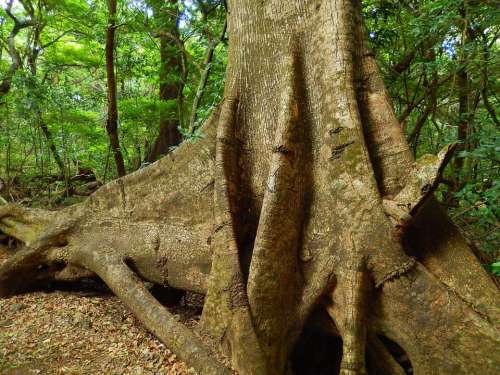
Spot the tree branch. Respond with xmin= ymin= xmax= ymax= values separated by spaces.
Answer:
xmin=188 ymin=18 xmax=227 ymax=133
xmin=41 ymin=30 xmax=72 ymax=49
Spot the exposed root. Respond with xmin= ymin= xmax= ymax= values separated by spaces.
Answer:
xmin=354 ymin=1 xmax=499 ymax=332
xmin=0 ymin=204 xmax=54 ymax=246
xmin=75 ymin=249 xmax=231 ymax=375
xmin=326 ymin=261 xmax=369 ymax=375
xmin=0 ymin=203 xmax=89 ymax=295
xmin=0 ymin=245 xmax=64 ymax=296
xmin=200 ymin=95 xmax=269 ymax=375
xmin=245 ymin=46 xmax=309 ymax=374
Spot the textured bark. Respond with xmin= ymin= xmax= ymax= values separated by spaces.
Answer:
xmin=0 ymin=1 xmax=499 ymax=375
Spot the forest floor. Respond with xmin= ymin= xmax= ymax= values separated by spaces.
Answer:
xmin=0 ymin=253 xmax=194 ymax=375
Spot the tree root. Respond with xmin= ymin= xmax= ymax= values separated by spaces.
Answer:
xmin=0 ymin=204 xmax=55 ymax=246
xmin=326 ymin=262 xmax=368 ymax=375
xmin=200 ymin=95 xmax=269 ymax=375
xmin=76 ymin=249 xmax=231 ymax=375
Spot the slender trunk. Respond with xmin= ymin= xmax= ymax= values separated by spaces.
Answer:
xmin=453 ymin=1 xmax=474 ymax=186
xmin=455 ymin=67 xmax=469 ymax=170
xmin=105 ymin=0 xmax=126 ymax=177
xmin=188 ymin=19 xmax=227 ymax=134
xmin=2 ymin=1 xmax=64 ymax=176
xmin=480 ymin=33 xmax=499 ymax=127
xmin=0 ymin=2 xmax=33 ymax=99
xmin=408 ymin=60 xmax=438 ymax=153
xmin=38 ymin=115 xmax=65 ymax=175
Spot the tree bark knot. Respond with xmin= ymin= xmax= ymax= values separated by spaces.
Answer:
xmin=272 ymin=145 xmax=294 ymax=157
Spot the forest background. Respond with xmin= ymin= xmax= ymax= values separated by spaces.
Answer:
xmin=0 ymin=0 xmax=498 ymax=274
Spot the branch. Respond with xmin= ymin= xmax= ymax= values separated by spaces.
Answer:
xmin=0 ymin=36 xmax=7 ymax=50
xmin=482 ymin=89 xmax=500 ymax=127
xmin=188 ymin=18 xmax=227 ymax=133
xmin=19 ymin=0 xmax=34 ymax=18
xmin=5 ymin=1 xmax=35 ymax=30
xmin=154 ymin=30 xmax=201 ymax=72
xmin=398 ymin=72 xmax=454 ymax=124
xmin=479 ymin=32 xmax=500 ymax=127
xmin=391 ymin=49 xmax=416 ymax=75
xmin=408 ymin=73 xmax=439 ymax=150
xmin=41 ymin=30 xmax=72 ymax=49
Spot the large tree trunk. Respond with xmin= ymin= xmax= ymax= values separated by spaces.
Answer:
xmin=0 ymin=1 xmax=498 ymax=375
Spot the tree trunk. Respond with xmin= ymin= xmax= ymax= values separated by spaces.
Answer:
xmin=0 ymin=1 xmax=498 ymax=375
xmin=38 ymin=116 xmax=65 ymax=175
xmin=105 ymin=0 xmax=126 ymax=177
xmin=453 ymin=1 xmax=475 ymax=187
xmin=144 ymin=0 xmax=182 ymax=163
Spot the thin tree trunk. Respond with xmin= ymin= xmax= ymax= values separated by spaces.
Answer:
xmin=408 ymin=66 xmax=438 ymax=153
xmin=38 ymin=115 xmax=65 ymax=175
xmin=480 ymin=33 xmax=499 ymax=127
xmin=105 ymin=0 xmax=126 ymax=177
xmin=453 ymin=1 xmax=474 ymax=185
xmin=145 ymin=0 xmax=182 ymax=163
xmin=188 ymin=19 xmax=227 ymax=134
xmin=0 ymin=1 xmax=33 ymax=99
xmin=455 ymin=66 xmax=469 ymax=170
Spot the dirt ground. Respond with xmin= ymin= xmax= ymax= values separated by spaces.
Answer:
xmin=0 ymin=253 xmax=195 ymax=375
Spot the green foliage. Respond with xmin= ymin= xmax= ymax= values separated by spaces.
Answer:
xmin=490 ymin=262 xmax=500 ymax=276
xmin=364 ymin=0 xmax=499 ymax=271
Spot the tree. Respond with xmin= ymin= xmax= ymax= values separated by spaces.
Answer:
xmin=1 ymin=0 xmax=66 ymax=175
xmin=105 ymin=0 xmax=126 ymax=177
xmin=144 ymin=0 xmax=183 ymax=163
xmin=0 ymin=1 xmax=498 ymax=375
xmin=187 ymin=1 xmax=227 ymax=134
xmin=0 ymin=0 xmax=33 ymax=99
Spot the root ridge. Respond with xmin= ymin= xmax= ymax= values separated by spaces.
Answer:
xmin=375 ymin=257 xmax=417 ymax=288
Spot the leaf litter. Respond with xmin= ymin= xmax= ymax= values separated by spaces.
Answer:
xmin=0 ymin=252 xmax=199 ymax=375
